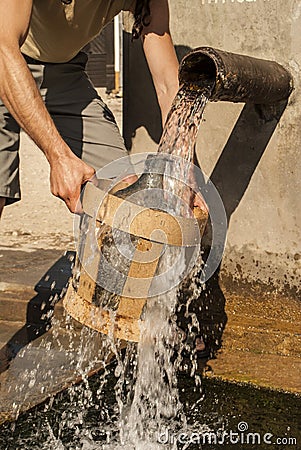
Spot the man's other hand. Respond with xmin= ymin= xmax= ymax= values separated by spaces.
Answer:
xmin=50 ymin=154 xmax=95 ymax=213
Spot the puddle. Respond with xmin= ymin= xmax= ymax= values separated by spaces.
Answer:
xmin=0 ymin=362 xmax=299 ymax=449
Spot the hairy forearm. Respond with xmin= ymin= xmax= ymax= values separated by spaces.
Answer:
xmin=140 ymin=0 xmax=179 ymax=126
xmin=144 ymin=36 xmax=179 ymax=126
xmin=0 ymin=46 xmax=71 ymax=163
xmin=0 ymin=45 xmax=95 ymax=212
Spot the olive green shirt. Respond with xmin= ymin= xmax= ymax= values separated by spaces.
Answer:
xmin=21 ymin=0 xmax=135 ymax=63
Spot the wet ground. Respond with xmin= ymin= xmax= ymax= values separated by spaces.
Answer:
xmin=0 ymin=361 xmax=300 ymax=449
xmin=0 ymin=246 xmax=300 ymax=428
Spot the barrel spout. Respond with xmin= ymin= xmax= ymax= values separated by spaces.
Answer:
xmin=179 ymin=47 xmax=294 ymax=104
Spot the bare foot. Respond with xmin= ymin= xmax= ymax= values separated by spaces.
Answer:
xmin=179 ymin=330 xmax=208 ymax=357
xmin=195 ymin=335 xmax=206 ymax=352
xmin=0 ymin=197 xmax=6 ymax=218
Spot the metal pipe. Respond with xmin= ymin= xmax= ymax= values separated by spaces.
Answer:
xmin=179 ymin=47 xmax=293 ymax=104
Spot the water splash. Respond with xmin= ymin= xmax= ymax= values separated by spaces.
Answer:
xmin=108 ymin=84 xmax=214 ymax=448
xmin=1 ymin=82 xmax=214 ymax=449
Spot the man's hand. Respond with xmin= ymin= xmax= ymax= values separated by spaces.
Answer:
xmin=50 ymin=154 xmax=95 ymax=213
xmin=193 ymin=191 xmax=208 ymax=214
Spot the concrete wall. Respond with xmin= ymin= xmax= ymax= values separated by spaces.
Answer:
xmin=123 ymin=0 xmax=301 ymax=294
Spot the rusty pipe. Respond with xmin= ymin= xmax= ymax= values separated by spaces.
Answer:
xmin=179 ymin=47 xmax=293 ymax=104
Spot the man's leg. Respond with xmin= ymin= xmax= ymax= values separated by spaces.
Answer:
xmin=0 ymin=58 xmax=46 ymax=217
xmin=0 ymin=100 xmax=21 ymax=212
xmin=0 ymin=197 xmax=5 ymax=218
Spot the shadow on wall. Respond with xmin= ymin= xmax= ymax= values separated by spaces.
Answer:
xmin=210 ymin=101 xmax=288 ymax=222
xmin=193 ymin=102 xmax=287 ymax=361
xmin=123 ymin=33 xmax=288 ymax=360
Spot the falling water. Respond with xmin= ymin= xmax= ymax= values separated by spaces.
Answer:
xmin=109 ymin=83 xmax=214 ymax=449
xmin=0 ymin=82 xmax=214 ymax=449
xmin=159 ymin=85 xmax=212 ymax=215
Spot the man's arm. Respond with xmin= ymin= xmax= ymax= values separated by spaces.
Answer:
xmin=140 ymin=2 xmax=207 ymax=212
xmin=140 ymin=0 xmax=179 ymax=125
xmin=0 ymin=0 xmax=95 ymax=213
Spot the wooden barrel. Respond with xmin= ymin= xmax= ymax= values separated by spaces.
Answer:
xmin=63 ymin=183 xmax=208 ymax=342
